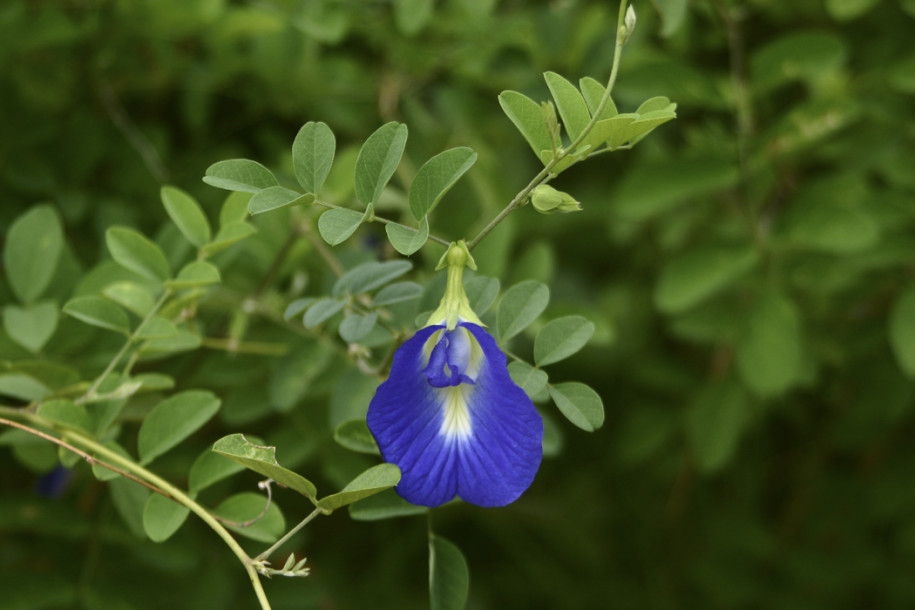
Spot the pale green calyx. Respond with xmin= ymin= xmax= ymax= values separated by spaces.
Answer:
xmin=530 ymin=184 xmax=582 ymax=214
xmin=426 ymin=240 xmax=483 ymax=330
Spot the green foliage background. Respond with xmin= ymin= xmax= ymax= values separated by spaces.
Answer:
xmin=3 ymin=0 xmax=915 ymax=608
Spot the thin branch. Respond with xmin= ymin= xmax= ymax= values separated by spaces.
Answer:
xmin=0 ymin=416 xmax=174 ymax=500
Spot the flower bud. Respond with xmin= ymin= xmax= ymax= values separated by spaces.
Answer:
xmin=531 ymin=184 xmax=582 ymax=214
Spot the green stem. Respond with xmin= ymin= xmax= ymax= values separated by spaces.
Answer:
xmin=313 ymin=199 xmax=450 ymax=247
xmin=465 ymin=0 xmax=630 ymax=251
xmin=79 ymin=290 xmax=172 ymax=403
xmin=0 ymin=410 xmax=272 ymax=610
xmin=255 ymin=507 xmax=323 ymax=562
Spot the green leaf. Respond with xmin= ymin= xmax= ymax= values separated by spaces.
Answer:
xmin=355 ymin=122 xmax=408 ymax=206
xmin=161 ymin=185 xmax=211 ymax=248
xmin=139 ymin=328 xmax=203 ymax=357
xmin=137 ymin=390 xmax=221 ymax=465
xmin=220 ymin=191 xmax=251 ymax=225
xmin=202 ymin=221 xmax=257 ymax=255
xmin=293 ymin=121 xmax=336 ymax=194
xmin=132 ymin=373 xmax=175 ymax=391
xmin=889 ymin=287 xmax=915 ymax=379
xmin=36 ymin=399 xmax=91 ymax=434
xmin=63 ymin=296 xmax=130 ymax=335
xmin=106 ymin=227 xmax=171 ymax=283
xmin=653 ymin=0 xmax=689 ymax=36
xmin=544 ymin=71 xmax=592 ymax=141
xmin=498 ymin=90 xmax=553 ymax=160
xmin=203 ymin=159 xmax=279 ymax=193
xmin=316 ymin=463 xmax=401 ymax=512
xmin=284 ymin=297 xmax=317 ymax=321
xmin=212 ymin=492 xmax=285 ymax=542
xmin=317 ymin=207 xmax=364 ymax=246
xmin=429 ymin=535 xmax=470 ymax=610
xmin=334 ymin=260 xmax=413 ymax=297
xmin=654 ymin=244 xmax=759 ymax=314
xmin=164 ymin=261 xmax=221 ymax=290
xmin=303 ymin=298 xmax=346 ymax=328
xmin=386 ymin=217 xmax=430 ymax=255
xmin=825 ymin=0 xmax=880 ymax=20
xmin=3 ymin=204 xmax=64 ymax=303
xmin=686 ymin=380 xmax=747 ymax=473
xmin=549 ymin=382 xmax=604 ymax=431
xmin=3 ymin=301 xmax=58 ymax=353
xmin=103 ymin=281 xmax=156 ymax=317
xmin=0 ymin=373 xmax=52 ymax=401
xmin=578 ymin=77 xmax=618 ymax=119
xmin=109 ymin=477 xmax=149 ymax=539
xmin=737 ymin=292 xmax=803 ymax=397
xmin=211 ymin=433 xmax=318 ymax=501
xmin=496 ymin=279 xmax=550 ymax=342
xmin=339 ymin=312 xmax=378 ymax=343
xmin=143 ymin=493 xmax=190 ymax=543
xmin=534 ymin=315 xmax=595 ymax=366
xmin=374 ymin=281 xmax=423 ymax=306
xmin=333 ymin=419 xmax=380 ymax=455
xmin=349 ymin=489 xmax=428 ymax=520
xmin=135 ymin=316 xmax=177 ymax=340
xmin=188 ymin=445 xmax=250 ymax=493
xmin=408 ymin=148 xmax=477 ymax=220
xmin=464 ymin=276 xmax=500 ymax=314
xmin=507 ymin=361 xmax=548 ymax=397
xmin=248 ymin=186 xmax=315 ymax=215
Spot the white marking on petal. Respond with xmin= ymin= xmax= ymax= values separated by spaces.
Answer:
xmin=438 ymin=385 xmax=472 ymax=441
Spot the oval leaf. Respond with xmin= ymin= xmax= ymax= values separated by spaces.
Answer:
xmin=138 ymin=390 xmax=221 ymax=465
xmin=339 ymin=312 xmax=378 ymax=343
xmin=203 ymin=159 xmax=278 ymax=193
xmin=334 ymin=260 xmax=413 ymax=297
xmin=498 ymin=90 xmax=552 ymax=160
xmin=507 ymin=360 xmax=549 ymax=397
xmin=211 ymin=433 xmax=317 ymax=500
xmin=164 ymin=261 xmax=221 ymax=290
xmin=549 ymin=381 xmax=604 ymax=431
xmin=248 ymin=186 xmax=314 ymax=215
xmin=429 ymin=535 xmax=470 ymax=610
xmin=316 ymin=463 xmax=401 ymax=512
xmin=686 ymin=380 xmax=747 ymax=473
xmin=103 ymin=281 xmax=156 ymax=317
xmin=496 ymin=280 xmax=550 ymax=342
xmin=202 ymin=221 xmax=257 ymax=256
xmin=161 ymin=185 xmax=211 ymax=248
xmin=408 ymin=147 xmax=477 ymax=220
xmin=333 ymin=419 xmax=380 ymax=455
xmin=386 ymin=217 xmax=429 ymax=255
xmin=212 ymin=492 xmax=285 ymax=542
xmin=3 ymin=204 xmax=64 ymax=303
xmin=143 ymin=493 xmax=190 ymax=543
xmin=3 ymin=301 xmax=59 ymax=353
xmin=317 ymin=208 xmax=364 ymax=246
xmin=544 ymin=71 xmax=591 ymax=141
xmin=374 ymin=281 xmax=423 ymax=306
xmin=293 ymin=121 xmax=336 ymax=194
xmin=349 ymin=488 xmax=428 ymax=521
xmin=355 ymin=122 xmax=408 ymax=206
xmin=63 ymin=296 xmax=130 ymax=335
xmin=106 ymin=227 xmax=171 ymax=283
xmin=736 ymin=292 xmax=803 ymax=396
xmin=303 ymin=298 xmax=346 ymax=328
xmin=534 ymin=315 xmax=595 ymax=366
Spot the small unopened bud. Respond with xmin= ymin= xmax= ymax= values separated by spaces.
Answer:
xmin=531 ymin=184 xmax=582 ymax=214
xmin=622 ymin=5 xmax=636 ymax=44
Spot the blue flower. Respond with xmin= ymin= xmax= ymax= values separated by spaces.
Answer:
xmin=367 ymin=321 xmax=543 ymax=507
xmin=367 ymin=240 xmax=543 ymax=508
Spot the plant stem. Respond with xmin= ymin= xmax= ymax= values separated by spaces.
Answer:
xmin=79 ymin=290 xmax=172 ymax=403
xmin=256 ymin=507 xmax=323 ymax=562
xmin=466 ymin=0 xmax=630 ymax=252
xmin=0 ymin=409 xmax=273 ymax=610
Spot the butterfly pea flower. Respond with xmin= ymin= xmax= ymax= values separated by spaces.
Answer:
xmin=367 ymin=242 xmax=543 ymax=507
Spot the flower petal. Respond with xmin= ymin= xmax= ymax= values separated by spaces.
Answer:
xmin=367 ymin=323 xmax=543 ymax=507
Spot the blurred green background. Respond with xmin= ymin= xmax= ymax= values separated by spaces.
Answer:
xmin=3 ymin=0 xmax=915 ymax=608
